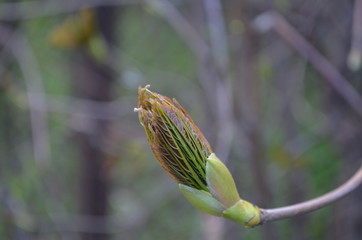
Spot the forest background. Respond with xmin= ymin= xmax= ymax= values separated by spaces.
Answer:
xmin=1 ymin=0 xmax=362 ymax=239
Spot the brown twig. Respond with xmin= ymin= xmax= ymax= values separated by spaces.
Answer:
xmin=252 ymin=11 xmax=362 ymax=118
xmin=260 ymin=164 xmax=362 ymax=223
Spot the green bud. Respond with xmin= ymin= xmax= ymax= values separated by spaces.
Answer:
xmin=135 ymin=85 xmax=212 ymax=191
xmin=206 ymin=153 xmax=240 ymax=207
xmin=136 ymin=86 xmax=261 ymax=228
xmin=223 ymin=200 xmax=261 ymax=227
xmin=179 ymin=184 xmax=224 ymax=216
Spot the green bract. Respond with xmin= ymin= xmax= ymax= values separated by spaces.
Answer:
xmin=136 ymin=86 xmax=261 ymax=227
xmin=206 ymin=153 xmax=240 ymax=208
xmin=179 ymin=184 xmax=224 ymax=216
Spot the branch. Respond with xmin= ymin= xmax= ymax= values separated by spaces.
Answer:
xmin=259 ymin=164 xmax=362 ymax=223
xmin=252 ymin=11 xmax=362 ymax=118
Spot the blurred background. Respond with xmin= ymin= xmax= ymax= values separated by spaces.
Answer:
xmin=1 ymin=0 xmax=362 ymax=239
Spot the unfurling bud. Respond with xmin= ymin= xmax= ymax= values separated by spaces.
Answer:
xmin=136 ymin=85 xmax=261 ymax=227
xmin=135 ymin=85 xmax=212 ymax=191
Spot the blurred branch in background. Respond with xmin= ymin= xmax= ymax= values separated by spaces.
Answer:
xmin=146 ymin=0 xmax=210 ymax=86
xmin=252 ymin=11 xmax=362 ymax=118
xmin=348 ymin=0 xmax=362 ymax=71
xmin=0 ymin=21 xmax=67 ymax=240
xmin=0 ymin=175 xmax=176 ymax=237
xmin=237 ymin=22 xmax=278 ymax=240
xmin=66 ymin=6 xmax=119 ymax=240
xmin=0 ymin=24 xmax=51 ymax=166
xmin=148 ymin=1 xmax=236 ymax=239
xmin=0 ymin=0 xmax=141 ymax=20
xmin=148 ymin=0 xmax=235 ymax=161
xmin=28 ymin=94 xmax=132 ymax=120
xmin=272 ymin=38 xmax=309 ymax=240
xmin=202 ymin=0 xmax=234 ymax=162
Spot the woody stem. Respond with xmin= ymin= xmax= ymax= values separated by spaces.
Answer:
xmin=259 ymin=164 xmax=362 ymax=223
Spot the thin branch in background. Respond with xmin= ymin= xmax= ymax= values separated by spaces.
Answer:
xmin=0 ymin=0 xmax=142 ymax=20
xmin=260 ymin=164 xmax=362 ymax=223
xmin=252 ymin=11 xmax=362 ymax=118
xmin=203 ymin=0 xmax=229 ymax=71
xmin=348 ymin=0 xmax=362 ymax=71
xmin=150 ymin=0 xmax=237 ymax=161
xmin=0 ymin=25 xmax=69 ymax=238
xmin=274 ymin=48 xmax=309 ymax=240
xmin=1 ymin=176 xmax=176 ymax=236
xmin=149 ymin=2 xmax=239 ymax=238
xmin=202 ymin=0 xmax=234 ymax=161
xmin=146 ymin=0 xmax=219 ymax=106
xmin=236 ymin=22 xmax=279 ymax=238
xmin=201 ymin=215 xmax=225 ymax=240
xmin=237 ymin=26 xmax=274 ymax=204
xmin=147 ymin=0 xmax=209 ymax=60
xmin=201 ymin=1 xmax=234 ymax=238
xmin=145 ymin=1 xmax=212 ymax=126
xmin=0 ymin=25 xmax=51 ymax=166
xmin=28 ymin=94 xmax=133 ymax=120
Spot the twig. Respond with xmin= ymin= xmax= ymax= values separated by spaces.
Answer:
xmin=252 ymin=11 xmax=362 ymax=118
xmin=260 ymin=164 xmax=362 ymax=223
